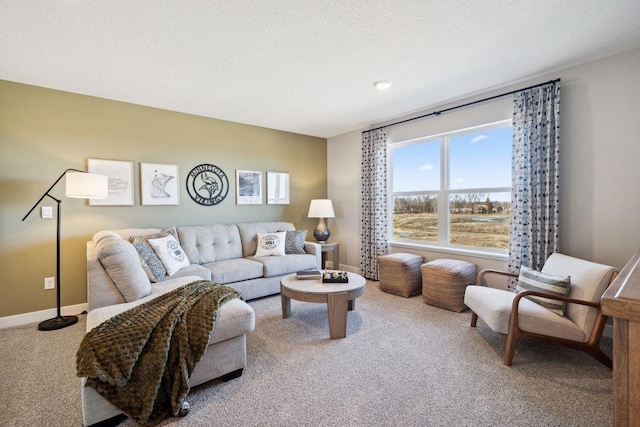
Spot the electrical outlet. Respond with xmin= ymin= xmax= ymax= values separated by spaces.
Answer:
xmin=44 ymin=277 xmax=55 ymax=290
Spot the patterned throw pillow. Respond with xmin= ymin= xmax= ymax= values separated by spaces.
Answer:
xmin=147 ymin=235 xmax=191 ymax=276
xmin=254 ymin=232 xmax=287 ymax=257
xmin=128 ymin=228 xmax=178 ymax=282
xmin=283 ymin=229 xmax=307 ymax=254
xmin=515 ymin=266 xmax=571 ymax=316
xmin=131 ymin=240 xmax=167 ymax=282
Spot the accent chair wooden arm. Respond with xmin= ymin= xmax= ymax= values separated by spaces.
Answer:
xmin=474 ymin=269 xmax=517 ymax=286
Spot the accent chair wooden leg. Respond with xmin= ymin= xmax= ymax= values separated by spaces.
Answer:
xmin=587 ymin=346 xmax=613 ymax=369
xmin=470 ymin=311 xmax=478 ymax=327
xmin=503 ymin=332 xmax=518 ymax=366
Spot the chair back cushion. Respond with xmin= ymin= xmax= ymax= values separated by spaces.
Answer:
xmin=541 ymin=253 xmax=616 ymax=336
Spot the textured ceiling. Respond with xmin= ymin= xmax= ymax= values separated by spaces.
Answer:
xmin=1 ymin=1 xmax=639 ymax=138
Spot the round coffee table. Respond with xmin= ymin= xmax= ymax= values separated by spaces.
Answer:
xmin=280 ymin=272 xmax=366 ymax=339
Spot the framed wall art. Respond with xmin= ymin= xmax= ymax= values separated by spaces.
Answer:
xmin=87 ymin=158 xmax=134 ymax=206
xmin=140 ymin=162 xmax=180 ymax=206
xmin=267 ymin=171 xmax=290 ymax=205
xmin=236 ymin=170 xmax=262 ymax=205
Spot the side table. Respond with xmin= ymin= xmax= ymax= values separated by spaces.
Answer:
xmin=319 ymin=242 xmax=339 ymax=270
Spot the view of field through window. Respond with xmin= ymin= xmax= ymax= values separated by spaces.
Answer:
xmin=391 ymin=123 xmax=512 ymax=250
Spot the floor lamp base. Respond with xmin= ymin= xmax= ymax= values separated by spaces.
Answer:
xmin=38 ymin=315 xmax=78 ymax=331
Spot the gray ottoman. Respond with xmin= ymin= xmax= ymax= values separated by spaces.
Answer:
xmin=421 ymin=259 xmax=477 ymax=312
xmin=378 ymin=253 xmax=424 ymax=297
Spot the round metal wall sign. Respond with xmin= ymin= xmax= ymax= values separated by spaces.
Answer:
xmin=185 ymin=164 xmax=229 ymax=206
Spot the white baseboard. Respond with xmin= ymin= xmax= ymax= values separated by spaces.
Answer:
xmin=326 ymin=262 xmax=360 ymax=274
xmin=0 ymin=303 xmax=88 ymax=329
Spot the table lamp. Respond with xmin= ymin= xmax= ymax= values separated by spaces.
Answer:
xmin=308 ymin=199 xmax=335 ymax=243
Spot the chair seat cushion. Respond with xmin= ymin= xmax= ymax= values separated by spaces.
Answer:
xmin=464 ymin=286 xmax=586 ymax=342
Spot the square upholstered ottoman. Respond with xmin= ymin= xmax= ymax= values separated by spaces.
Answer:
xmin=421 ymin=259 xmax=477 ymax=312
xmin=378 ymin=253 xmax=424 ymax=297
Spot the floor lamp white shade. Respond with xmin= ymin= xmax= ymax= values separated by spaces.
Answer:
xmin=308 ymin=199 xmax=335 ymax=243
xmin=66 ymin=172 xmax=109 ymax=198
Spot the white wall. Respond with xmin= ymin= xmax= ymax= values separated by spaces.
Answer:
xmin=328 ymin=48 xmax=640 ymax=286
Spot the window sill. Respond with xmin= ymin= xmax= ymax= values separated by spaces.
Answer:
xmin=388 ymin=240 xmax=508 ymax=262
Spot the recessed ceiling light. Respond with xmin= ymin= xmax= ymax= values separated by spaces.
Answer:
xmin=373 ymin=80 xmax=392 ymax=90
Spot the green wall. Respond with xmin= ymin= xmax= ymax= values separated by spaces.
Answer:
xmin=0 ymin=80 xmax=327 ymax=317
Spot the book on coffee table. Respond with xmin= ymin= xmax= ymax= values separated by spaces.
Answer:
xmin=296 ymin=270 xmax=321 ymax=280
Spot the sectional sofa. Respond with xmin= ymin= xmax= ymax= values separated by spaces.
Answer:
xmin=81 ymin=221 xmax=321 ymax=426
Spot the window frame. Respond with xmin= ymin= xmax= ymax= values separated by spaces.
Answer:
xmin=388 ymin=119 xmax=512 ymax=258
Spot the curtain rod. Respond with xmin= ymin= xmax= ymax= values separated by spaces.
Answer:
xmin=363 ymin=78 xmax=561 ymax=134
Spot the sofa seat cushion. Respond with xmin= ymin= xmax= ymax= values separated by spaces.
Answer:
xmin=171 ymin=264 xmax=212 ymax=281
xmin=87 ymin=275 xmax=207 ymax=328
xmin=86 ymin=275 xmax=255 ymax=347
xmin=203 ymin=258 xmax=264 ymax=284
xmin=464 ymin=285 xmax=586 ymax=342
xmin=249 ymin=253 xmax=317 ymax=278
xmin=208 ymin=298 xmax=256 ymax=343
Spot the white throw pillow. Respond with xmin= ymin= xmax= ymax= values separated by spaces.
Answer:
xmin=254 ymin=232 xmax=287 ymax=257
xmin=147 ymin=235 xmax=191 ymax=276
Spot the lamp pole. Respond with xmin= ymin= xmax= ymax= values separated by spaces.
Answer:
xmin=21 ymin=168 xmax=95 ymax=331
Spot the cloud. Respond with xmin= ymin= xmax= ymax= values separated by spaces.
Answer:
xmin=470 ymin=135 xmax=488 ymax=143
xmin=420 ymin=164 xmax=434 ymax=171
xmin=455 ymin=177 xmax=466 ymax=183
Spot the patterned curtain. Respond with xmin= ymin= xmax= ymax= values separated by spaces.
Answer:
xmin=360 ymin=128 xmax=388 ymax=280
xmin=508 ymin=82 xmax=560 ymax=287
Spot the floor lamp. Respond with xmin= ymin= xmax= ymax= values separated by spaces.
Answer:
xmin=22 ymin=169 xmax=108 ymax=331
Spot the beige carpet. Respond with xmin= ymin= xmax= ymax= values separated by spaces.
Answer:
xmin=0 ymin=281 xmax=613 ymax=426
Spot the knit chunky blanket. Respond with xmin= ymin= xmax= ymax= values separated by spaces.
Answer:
xmin=76 ymin=280 xmax=242 ymax=426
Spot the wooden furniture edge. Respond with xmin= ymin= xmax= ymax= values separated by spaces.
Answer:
xmin=602 ymin=249 xmax=640 ymax=322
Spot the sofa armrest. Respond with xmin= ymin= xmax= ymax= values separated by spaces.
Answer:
xmin=304 ymin=241 xmax=322 ymax=270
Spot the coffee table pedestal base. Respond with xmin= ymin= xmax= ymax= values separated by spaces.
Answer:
xmin=280 ymin=277 xmax=365 ymax=339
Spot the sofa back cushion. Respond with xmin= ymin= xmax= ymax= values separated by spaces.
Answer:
xmin=178 ymin=224 xmax=242 ymax=264
xmin=93 ymin=232 xmax=151 ymax=303
xmin=237 ymin=222 xmax=296 ymax=258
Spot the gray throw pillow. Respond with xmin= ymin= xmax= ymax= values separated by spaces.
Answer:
xmin=131 ymin=241 xmax=167 ymax=282
xmin=96 ymin=235 xmax=151 ymax=302
xmin=283 ymin=229 xmax=307 ymax=255
xmin=515 ymin=266 xmax=571 ymax=316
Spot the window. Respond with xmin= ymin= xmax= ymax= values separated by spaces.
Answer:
xmin=390 ymin=120 xmax=512 ymax=252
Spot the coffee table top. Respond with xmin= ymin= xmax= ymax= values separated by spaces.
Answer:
xmin=281 ymin=271 xmax=366 ymax=294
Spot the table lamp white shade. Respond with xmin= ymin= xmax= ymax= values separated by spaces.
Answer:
xmin=65 ymin=172 xmax=108 ymax=199
xmin=308 ymin=199 xmax=334 ymax=243
xmin=308 ymin=199 xmax=335 ymax=218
